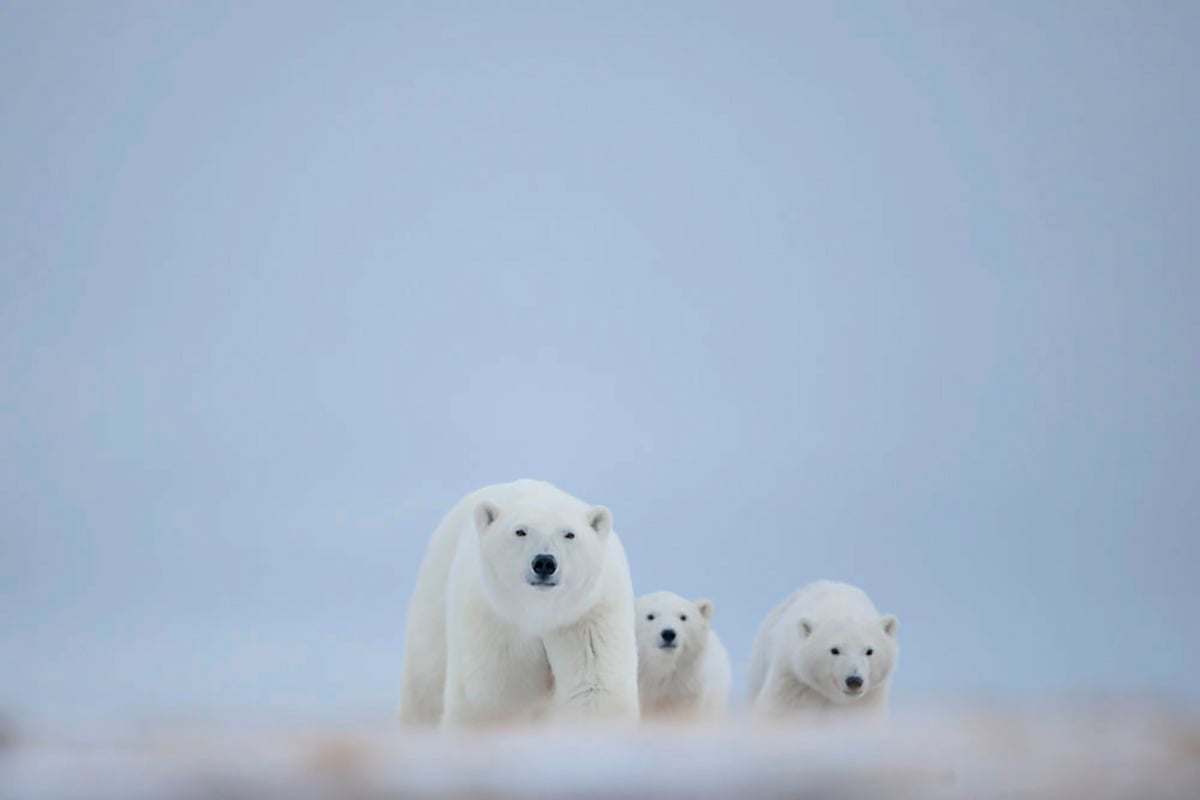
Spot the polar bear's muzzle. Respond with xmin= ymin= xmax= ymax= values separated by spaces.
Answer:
xmin=526 ymin=553 xmax=559 ymax=589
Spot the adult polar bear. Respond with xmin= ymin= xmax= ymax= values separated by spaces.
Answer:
xmin=398 ymin=480 xmax=640 ymax=727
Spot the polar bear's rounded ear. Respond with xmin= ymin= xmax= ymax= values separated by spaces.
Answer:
xmin=798 ymin=617 xmax=815 ymax=638
xmin=880 ymin=614 xmax=898 ymax=638
xmin=587 ymin=505 xmax=612 ymax=538
xmin=695 ymin=599 xmax=714 ymax=622
xmin=474 ymin=501 xmax=502 ymax=536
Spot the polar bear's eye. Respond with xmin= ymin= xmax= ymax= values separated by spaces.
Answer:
xmin=647 ymin=614 xmax=655 ymax=621
xmin=830 ymin=648 xmax=840 ymax=656
xmin=866 ymin=648 xmax=874 ymax=656
xmin=515 ymin=529 xmax=527 ymax=537
xmin=564 ymin=531 xmax=575 ymax=539
xmin=679 ymin=614 xmax=687 ymax=621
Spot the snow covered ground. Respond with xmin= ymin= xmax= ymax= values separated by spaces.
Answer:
xmin=3 ymin=704 xmax=1198 ymax=800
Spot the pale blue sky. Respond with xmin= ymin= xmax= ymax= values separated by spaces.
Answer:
xmin=1 ymin=2 xmax=1197 ymax=727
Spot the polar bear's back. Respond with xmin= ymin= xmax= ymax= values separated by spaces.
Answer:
xmin=787 ymin=580 xmax=880 ymax=620
xmin=486 ymin=478 xmax=591 ymax=515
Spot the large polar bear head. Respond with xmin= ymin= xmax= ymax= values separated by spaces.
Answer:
xmin=635 ymin=591 xmax=713 ymax=677
xmin=792 ymin=614 xmax=898 ymax=704
xmin=473 ymin=499 xmax=612 ymax=634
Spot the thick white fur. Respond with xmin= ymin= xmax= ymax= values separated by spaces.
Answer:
xmin=748 ymin=580 xmax=898 ymax=720
xmin=398 ymin=479 xmax=639 ymax=727
xmin=635 ymin=591 xmax=731 ymax=721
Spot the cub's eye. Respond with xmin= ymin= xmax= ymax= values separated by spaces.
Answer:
xmin=647 ymin=614 xmax=655 ymax=621
xmin=680 ymin=614 xmax=688 ymax=621
xmin=515 ymin=529 xmax=527 ymax=537
xmin=564 ymin=531 xmax=575 ymax=539
xmin=866 ymin=648 xmax=874 ymax=656
xmin=830 ymin=648 xmax=840 ymax=656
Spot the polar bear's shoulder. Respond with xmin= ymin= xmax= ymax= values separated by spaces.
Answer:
xmin=703 ymin=629 xmax=732 ymax=687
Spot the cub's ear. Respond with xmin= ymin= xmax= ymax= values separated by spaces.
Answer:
xmin=695 ymin=599 xmax=714 ymax=622
xmin=881 ymin=614 xmax=898 ymax=638
xmin=474 ymin=501 xmax=502 ymax=536
xmin=587 ymin=505 xmax=612 ymax=538
xmin=798 ymin=617 xmax=815 ymax=638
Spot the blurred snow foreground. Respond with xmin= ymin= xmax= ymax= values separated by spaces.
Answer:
xmin=3 ymin=706 xmax=1198 ymax=800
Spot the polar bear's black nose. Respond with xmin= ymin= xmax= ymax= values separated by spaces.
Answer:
xmin=531 ymin=553 xmax=557 ymax=577
xmin=660 ymin=628 xmax=676 ymax=643
xmin=845 ymin=675 xmax=864 ymax=690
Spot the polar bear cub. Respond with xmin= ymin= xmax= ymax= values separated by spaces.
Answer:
xmin=747 ymin=580 xmax=898 ymax=720
xmin=398 ymin=479 xmax=639 ymax=727
xmin=635 ymin=591 xmax=732 ymax=721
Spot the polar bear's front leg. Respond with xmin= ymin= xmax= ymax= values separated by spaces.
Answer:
xmin=442 ymin=628 xmax=554 ymax=727
xmin=754 ymin=664 xmax=821 ymax=719
xmin=442 ymin=574 xmax=555 ymax=728
xmin=542 ymin=601 xmax=639 ymax=723
xmin=851 ymin=682 xmax=891 ymax=724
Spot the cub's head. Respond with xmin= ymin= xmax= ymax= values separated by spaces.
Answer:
xmin=635 ymin=591 xmax=713 ymax=674
xmin=473 ymin=500 xmax=612 ymax=633
xmin=793 ymin=614 xmax=898 ymax=704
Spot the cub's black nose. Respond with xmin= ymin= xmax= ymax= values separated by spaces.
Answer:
xmin=531 ymin=554 xmax=557 ymax=577
xmin=661 ymin=628 xmax=677 ymax=643
xmin=845 ymin=675 xmax=864 ymax=690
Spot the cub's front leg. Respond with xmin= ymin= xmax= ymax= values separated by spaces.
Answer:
xmin=753 ymin=664 xmax=822 ymax=720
